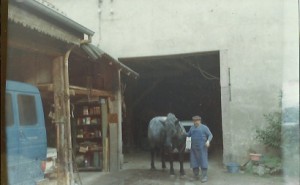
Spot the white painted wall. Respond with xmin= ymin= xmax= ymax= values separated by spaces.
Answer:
xmin=47 ymin=0 xmax=101 ymax=46
xmin=49 ymin=0 xmax=298 ymax=164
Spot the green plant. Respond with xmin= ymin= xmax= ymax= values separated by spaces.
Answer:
xmin=262 ymin=155 xmax=281 ymax=168
xmin=256 ymin=112 xmax=282 ymax=150
xmin=262 ymin=155 xmax=282 ymax=175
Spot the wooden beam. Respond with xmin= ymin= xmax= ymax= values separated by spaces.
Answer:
xmin=36 ymin=83 xmax=54 ymax=92
xmin=70 ymin=85 xmax=114 ymax=98
xmin=37 ymin=83 xmax=114 ymax=98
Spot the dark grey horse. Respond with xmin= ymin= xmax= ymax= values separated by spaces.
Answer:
xmin=148 ymin=113 xmax=187 ymax=175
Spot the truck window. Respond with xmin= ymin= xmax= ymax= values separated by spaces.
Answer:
xmin=184 ymin=126 xmax=191 ymax=132
xmin=18 ymin=94 xmax=37 ymax=126
xmin=5 ymin=93 xmax=14 ymax=126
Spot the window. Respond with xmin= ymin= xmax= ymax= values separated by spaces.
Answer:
xmin=18 ymin=94 xmax=37 ymax=126
xmin=5 ymin=93 xmax=14 ymax=126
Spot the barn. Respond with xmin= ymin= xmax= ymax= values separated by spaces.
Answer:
xmin=2 ymin=0 xmax=299 ymax=184
xmin=49 ymin=0 xmax=287 ymax=165
xmin=4 ymin=0 xmax=138 ymax=184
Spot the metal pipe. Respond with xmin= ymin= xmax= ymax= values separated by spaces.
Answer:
xmin=117 ymin=69 xmax=123 ymax=169
xmin=63 ymin=46 xmax=75 ymax=185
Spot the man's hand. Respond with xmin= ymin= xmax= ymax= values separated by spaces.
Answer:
xmin=205 ymin=141 xmax=210 ymax=147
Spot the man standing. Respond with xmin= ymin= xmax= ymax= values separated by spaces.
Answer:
xmin=187 ymin=115 xmax=213 ymax=183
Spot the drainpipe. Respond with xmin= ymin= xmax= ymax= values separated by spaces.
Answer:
xmin=63 ymin=45 xmax=75 ymax=185
xmin=117 ymin=69 xmax=123 ymax=169
xmin=80 ymin=35 xmax=92 ymax=45
xmin=63 ymin=37 xmax=91 ymax=184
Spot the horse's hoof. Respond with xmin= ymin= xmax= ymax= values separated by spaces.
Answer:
xmin=180 ymin=175 xmax=186 ymax=179
xmin=170 ymin=174 xmax=175 ymax=178
xmin=170 ymin=171 xmax=175 ymax=176
xmin=189 ymin=177 xmax=195 ymax=182
xmin=151 ymin=167 xmax=156 ymax=171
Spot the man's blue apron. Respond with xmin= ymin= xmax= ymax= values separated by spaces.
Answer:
xmin=189 ymin=125 xmax=208 ymax=169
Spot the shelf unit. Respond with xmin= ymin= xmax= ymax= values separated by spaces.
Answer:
xmin=73 ymin=102 xmax=103 ymax=171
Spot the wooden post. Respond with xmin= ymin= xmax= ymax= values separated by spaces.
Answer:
xmin=100 ymin=98 xmax=108 ymax=171
xmin=53 ymin=56 xmax=67 ymax=185
xmin=1 ymin=1 xmax=8 ymax=184
xmin=109 ymin=69 xmax=122 ymax=170
xmin=109 ymin=123 xmax=118 ymax=172
xmin=117 ymin=70 xmax=123 ymax=169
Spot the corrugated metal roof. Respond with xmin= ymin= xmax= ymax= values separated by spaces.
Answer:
xmin=11 ymin=0 xmax=94 ymax=36
xmin=81 ymin=44 xmax=139 ymax=78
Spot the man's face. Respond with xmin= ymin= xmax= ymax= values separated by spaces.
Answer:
xmin=193 ymin=120 xmax=201 ymax=126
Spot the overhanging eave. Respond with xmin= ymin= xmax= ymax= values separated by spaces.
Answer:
xmin=80 ymin=44 xmax=139 ymax=79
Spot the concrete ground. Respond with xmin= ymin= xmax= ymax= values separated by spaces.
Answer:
xmin=78 ymin=151 xmax=286 ymax=185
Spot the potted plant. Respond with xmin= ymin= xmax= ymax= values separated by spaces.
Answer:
xmin=249 ymin=153 xmax=262 ymax=161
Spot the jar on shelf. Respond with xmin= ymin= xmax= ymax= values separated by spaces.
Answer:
xmin=83 ymin=106 xmax=89 ymax=115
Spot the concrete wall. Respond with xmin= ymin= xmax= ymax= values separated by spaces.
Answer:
xmin=49 ymin=0 xmax=298 ymax=164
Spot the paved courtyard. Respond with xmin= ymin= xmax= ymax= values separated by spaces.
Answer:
xmin=78 ymin=151 xmax=286 ymax=185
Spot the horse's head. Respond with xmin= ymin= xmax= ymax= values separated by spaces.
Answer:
xmin=172 ymin=121 xmax=187 ymax=150
xmin=161 ymin=113 xmax=187 ymax=151
xmin=160 ymin=113 xmax=178 ymax=150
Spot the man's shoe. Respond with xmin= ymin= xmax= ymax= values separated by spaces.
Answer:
xmin=201 ymin=169 xmax=208 ymax=183
xmin=192 ymin=168 xmax=200 ymax=180
xmin=201 ymin=176 xmax=208 ymax=183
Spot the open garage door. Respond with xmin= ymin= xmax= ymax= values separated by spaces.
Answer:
xmin=120 ymin=51 xmax=224 ymax=158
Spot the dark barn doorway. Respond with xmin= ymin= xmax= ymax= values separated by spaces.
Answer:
xmin=120 ymin=51 xmax=223 ymax=157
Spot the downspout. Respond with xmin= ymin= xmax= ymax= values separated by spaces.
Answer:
xmin=80 ymin=35 xmax=92 ymax=44
xmin=117 ymin=69 xmax=124 ymax=169
xmin=64 ymin=38 xmax=91 ymax=184
xmin=63 ymin=45 xmax=75 ymax=185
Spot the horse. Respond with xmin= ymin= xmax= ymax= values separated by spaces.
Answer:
xmin=148 ymin=113 xmax=187 ymax=175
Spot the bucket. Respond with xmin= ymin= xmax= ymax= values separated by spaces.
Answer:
xmin=226 ymin=162 xmax=240 ymax=173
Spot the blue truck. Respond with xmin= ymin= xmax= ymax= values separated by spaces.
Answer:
xmin=5 ymin=80 xmax=47 ymax=185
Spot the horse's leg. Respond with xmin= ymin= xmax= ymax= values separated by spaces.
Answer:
xmin=179 ymin=150 xmax=185 ymax=176
xmin=169 ymin=152 xmax=175 ymax=175
xmin=161 ymin=147 xmax=166 ymax=169
xmin=151 ymin=147 xmax=156 ymax=170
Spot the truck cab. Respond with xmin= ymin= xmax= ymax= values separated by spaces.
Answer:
xmin=5 ymin=80 xmax=47 ymax=185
